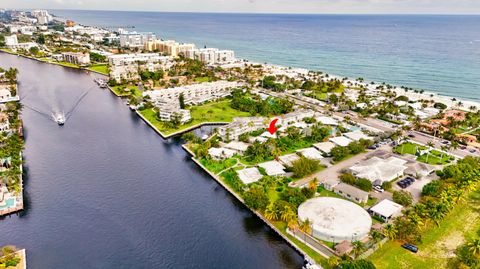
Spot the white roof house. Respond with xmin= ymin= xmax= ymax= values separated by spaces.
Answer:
xmin=260 ymin=131 xmax=277 ymax=139
xmin=329 ymin=136 xmax=353 ymax=147
xmin=237 ymin=167 xmax=263 ymax=184
xmin=313 ymin=142 xmax=336 ymax=155
xmin=315 ymin=116 xmax=338 ymax=126
xmin=222 ymin=141 xmax=251 ymax=154
xmin=297 ymin=147 xmax=323 ymax=161
xmin=343 ymin=130 xmax=371 ymax=141
xmin=278 ymin=153 xmax=301 ymax=167
xmin=349 ymin=156 xmax=408 ymax=185
xmin=208 ymin=147 xmax=236 ymax=160
xmin=258 ymin=161 xmax=286 ymax=176
xmin=369 ymin=199 xmax=403 ymax=221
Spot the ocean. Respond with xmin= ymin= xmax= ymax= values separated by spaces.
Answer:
xmin=52 ymin=10 xmax=480 ymax=101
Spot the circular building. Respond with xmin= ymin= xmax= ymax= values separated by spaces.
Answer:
xmin=298 ymin=197 xmax=372 ymax=242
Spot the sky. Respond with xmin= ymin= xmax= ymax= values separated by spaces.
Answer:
xmin=2 ymin=0 xmax=480 ymax=14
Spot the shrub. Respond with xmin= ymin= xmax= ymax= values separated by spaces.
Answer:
xmin=393 ymin=190 xmax=413 ymax=206
xmin=291 ymin=157 xmax=321 ymax=178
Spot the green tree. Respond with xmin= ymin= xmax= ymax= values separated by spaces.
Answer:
xmin=393 ymin=190 xmax=413 ymax=206
xmin=243 ymin=187 xmax=269 ymax=211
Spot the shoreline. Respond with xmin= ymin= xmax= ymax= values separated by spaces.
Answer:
xmin=181 ymin=144 xmax=318 ymax=265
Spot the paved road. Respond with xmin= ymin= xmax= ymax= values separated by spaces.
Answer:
xmin=410 ymin=130 xmax=480 ymax=158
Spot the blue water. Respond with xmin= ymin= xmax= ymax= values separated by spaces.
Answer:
xmin=52 ymin=11 xmax=480 ymax=101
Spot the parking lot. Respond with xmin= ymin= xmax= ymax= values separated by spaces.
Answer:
xmin=392 ymin=173 xmax=438 ymax=202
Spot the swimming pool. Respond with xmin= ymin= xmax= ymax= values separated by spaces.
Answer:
xmin=0 ymin=198 xmax=15 ymax=210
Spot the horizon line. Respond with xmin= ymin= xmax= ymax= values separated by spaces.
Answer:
xmin=9 ymin=8 xmax=480 ymax=16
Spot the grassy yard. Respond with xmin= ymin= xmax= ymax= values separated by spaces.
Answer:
xmin=417 ymin=150 xmax=454 ymax=165
xmin=369 ymin=189 xmax=480 ymax=269
xmin=87 ymin=64 xmax=109 ymax=75
xmin=200 ymin=158 xmax=237 ymax=174
xmin=110 ymin=85 xmax=142 ymax=97
xmin=394 ymin=142 xmax=425 ymax=155
xmin=139 ymin=100 xmax=252 ymax=136
xmin=194 ymin=76 xmax=213 ymax=83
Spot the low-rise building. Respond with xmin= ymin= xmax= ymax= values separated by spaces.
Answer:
xmin=157 ymin=101 xmax=191 ymax=123
xmin=217 ymin=116 xmax=266 ymax=141
xmin=258 ymin=161 xmax=286 ymax=176
xmin=120 ymin=32 xmax=156 ymax=48
xmin=62 ymin=52 xmax=91 ymax=66
xmin=343 ymin=130 xmax=372 ymax=142
xmin=208 ymin=147 xmax=236 ymax=160
xmin=332 ymin=183 xmax=369 ymax=204
xmin=237 ymin=167 xmax=263 ymax=185
xmin=222 ymin=141 xmax=251 ymax=155
xmin=278 ymin=153 xmax=301 ymax=167
xmin=313 ymin=141 xmax=336 ymax=156
xmin=349 ymin=156 xmax=408 ymax=185
xmin=368 ymin=199 xmax=403 ymax=222
xmin=145 ymin=81 xmax=239 ymax=107
xmin=108 ymin=53 xmax=174 ymax=82
xmin=296 ymin=147 xmax=323 ymax=161
xmin=329 ymin=136 xmax=353 ymax=147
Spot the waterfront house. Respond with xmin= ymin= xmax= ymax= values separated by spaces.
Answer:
xmin=208 ymin=147 xmax=236 ymax=161
xmin=222 ymin=141 xmax=251 ymax=155
xmin=258 ymin=161 xmax=286 ymax=176
xmin=62 ymin=52 xmax=91 ymax=66
xmin=236 ymin=167 xmax=263 ymax=185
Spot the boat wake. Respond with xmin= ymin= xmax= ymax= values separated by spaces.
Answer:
xmin=22 ymin=85 xmax=94 ymax=126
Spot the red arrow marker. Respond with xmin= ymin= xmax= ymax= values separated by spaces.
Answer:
xmin=267 ymin=119 xmax=278 ymax=135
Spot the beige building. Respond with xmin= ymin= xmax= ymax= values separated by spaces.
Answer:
xmin=144 ymin=40 xmax=196 ymax=57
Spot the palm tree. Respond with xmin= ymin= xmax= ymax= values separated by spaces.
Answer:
xmin=383 ymin=224 xmax=398 ymax=239
xmin=370 ymin=230 xmax=383 ymax=243
xmin=327 ymin=256 xmax=340 ymax=268
xmin=425 ymin=141 xmax=435 ymax=163
xmin=309 ymin=178 xmax=318 ymax=191
xmin=264 ymin=203 xmax=278 ymax=221
xmin=280 ymin=206 xmax=295 ymax=222
xmin=352 ymin=240 xmax=366 ymax=258
xmin=468 ymin=238 xmax=480 ymax=256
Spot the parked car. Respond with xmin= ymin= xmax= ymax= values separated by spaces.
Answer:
xmin=402 ymin=243 xmax=418 ymax=253
xmin=408 ymin=134 xmax=415 ymax=138
xmin=373 ymin=185 xmax=384 ymax=193
xmin=470 ymin=149 xmax=476 ymax=153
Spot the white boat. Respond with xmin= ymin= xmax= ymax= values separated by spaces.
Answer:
xmin=52 ymin=112 xmax=66 ymax=125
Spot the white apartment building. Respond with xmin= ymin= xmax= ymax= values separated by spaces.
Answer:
xmin=156 ymin=101 xmax=191 ymax=124
xmin=144 ymin=81 xmax=240 ymax=106
xmin=31 ymin=10 xmax=52 ymax=25
xmin=108 ymin=53 xmax=174 ymax=82
xmin=144 ymin=40 xmax=196 ymax=57
xmin=119 ymin=32 xmax=156 ymax=48
xmin=185 ymin=48 xmax=235 ymax=64
xmin=62 ymin=52 xmax=91 ymax=66
xmin=278 ymin=109 xmax=315 ymax=125
xmin=217 ymin=117 xmax=266 ymax=141
xmin=5 ymin=35 xmax=18 ymax=47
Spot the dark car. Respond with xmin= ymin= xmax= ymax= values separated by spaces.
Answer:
xmin=408 ymin=134 xmax=415 ymax=138
xmin=402 ymin=243 xmax=418 ymax=253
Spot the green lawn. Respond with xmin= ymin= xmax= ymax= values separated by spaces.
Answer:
xmin=200 ymin=158 xmax=237 ymax=174
xmin=194 ymin=76 xmax=213 ymax=83
xmin=272 ymin=221 xmax=329 ymax=268
xmin=87 ymin=64 xmax=109 ymax=75
xmin=416 ymin=150 xmax=454 ymax=165
xmin=139 ymin=100 xmax=252 ymax=136
xmin=54 ymin=61 xmax=80 ymax=68
xmin=369 ymin=189 xmax=480 ymax=269
xmin=394 ymin=142 xmax=425 ymax=155
xmin=110 ymin=85 xmax=142 ymax=97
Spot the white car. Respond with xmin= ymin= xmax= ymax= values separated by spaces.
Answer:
xmin=373 ymin=185 xmax=384 ymax=193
